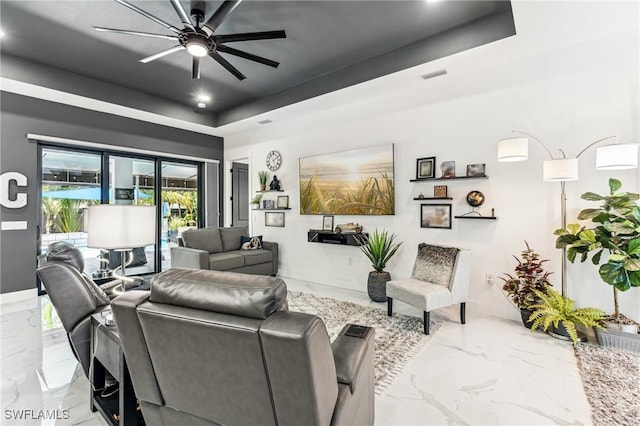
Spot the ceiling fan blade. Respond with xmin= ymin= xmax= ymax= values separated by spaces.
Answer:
xmin=93 ymin=27 xmax=178 ymax=41
xmin=202 ymin=0 xmax=243 ymax=36
xmin=139 ymin=45 xmax=184 ymax=63
xmin=114 ymin=0 xmax=181 ymax=34
xmin=217 ymin=45 xmax=279 ymax=68
xmin=169 ymin=0 xmax=195 ymax=30
xmin=214 ymin=30 xmax=286 ymax=43
xmin=192 ymin=57 xmax=201 ymax=79
xmin=209 ymin=51 xmax=246 ymax=80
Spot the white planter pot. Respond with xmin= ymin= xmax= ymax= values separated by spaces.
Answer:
xmin=595 ymin=327 xmax=640 ymax=354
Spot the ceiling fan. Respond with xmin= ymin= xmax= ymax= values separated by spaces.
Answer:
xmin=94 ymin=0 xmax=286 ymax=80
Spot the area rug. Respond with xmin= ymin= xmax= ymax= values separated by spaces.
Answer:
xmin=574 ymin=343 xmax=640 ymax=426
xmin=288 ymin=291 xmax=442 ymax=394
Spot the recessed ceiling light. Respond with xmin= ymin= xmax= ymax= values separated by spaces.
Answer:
xmin=425 ymin=0 xmax=441 ymax=3
xmin=197 ymin=102 xmax=207 ymax=109
xmin=196 ymin=94 xmax=211 ymax=102
xmin=0 ymin=28 xmax=5 ymax=39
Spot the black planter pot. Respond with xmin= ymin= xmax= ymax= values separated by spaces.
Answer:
xmin=520 ymin=308 xmax=534 ymax=329
xmin=367 ymin=271 xmax=390 ymax=302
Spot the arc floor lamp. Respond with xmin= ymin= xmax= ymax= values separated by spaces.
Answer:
xmin=497 ymin=131 xmax=638 ymax=297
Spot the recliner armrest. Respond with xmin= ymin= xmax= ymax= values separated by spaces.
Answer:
xmin=331 ymin=324 xmax=374 ymax=394
xmin=170 ymin=246 xmax=209 ymax=269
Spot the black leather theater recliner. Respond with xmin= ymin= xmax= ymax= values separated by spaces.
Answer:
xmin=111 ymin=268 xmax=376 ymax=426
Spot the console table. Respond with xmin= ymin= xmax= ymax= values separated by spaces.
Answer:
xmin=307 ymin=230 xmax=367 ymax=246
xmin=90 ymin=312 xmax=144 ymax=426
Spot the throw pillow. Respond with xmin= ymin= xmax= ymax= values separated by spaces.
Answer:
xmin=240 ymin=235 xmax=263 ymax=250
xmin=411 ymin=243 xmax=459 ymax=288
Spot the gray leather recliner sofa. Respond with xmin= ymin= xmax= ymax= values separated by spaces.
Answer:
xmin=170 ymin=226 xmax=278 ymax=275
xmin=111 ymin=268 xmax=375 ymax=426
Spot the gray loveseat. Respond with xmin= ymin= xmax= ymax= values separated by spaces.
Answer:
xmin=170 ymin=226 xmax=278 ymax=275
xmin=111 ymin=268 xmax=375 ymax=426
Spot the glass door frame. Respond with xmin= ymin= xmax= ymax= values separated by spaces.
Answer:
xmin=37 ymin=142 xmax=205 ymax=294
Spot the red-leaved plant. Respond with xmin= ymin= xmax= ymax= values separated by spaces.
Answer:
xmin=501 ymin=242 xmax=553 ymax=310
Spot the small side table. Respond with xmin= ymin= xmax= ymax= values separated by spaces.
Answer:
xmin=90 ymin=312 xmax=142 ymax=426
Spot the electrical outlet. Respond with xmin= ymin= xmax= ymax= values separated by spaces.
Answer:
xmin=486 ymin=273 xmax=495 ymax=285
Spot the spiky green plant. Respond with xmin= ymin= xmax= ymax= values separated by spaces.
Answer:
xmin=57 ymin=199 xmax=85 ymax=233
xmin=528 ymin=288 xmax=605 ymax=345
xmin=258 ymin=171 xmax=269 ymax=185
xmin=356 ymin=229 xmax=402 ymax=273
xmin=250 ymin=193 xmax=263 ymax=205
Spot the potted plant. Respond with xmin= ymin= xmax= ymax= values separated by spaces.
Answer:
xmin=258 ymin=171 xmax=269 ymax=191
xmin=555 ymin=178 xmax=640 ymax=350
xmin=168 ymin=216 xmax=185 ymax=238
xmin=250 ymin=193 xmax=263 ymax=209
xmin=528 ymin=288 xmax=605 ymax=346
xmin=356 ymin=229 xmax=402 ymax=302
xmin=500 ymin=242 xmax=553 ymax=329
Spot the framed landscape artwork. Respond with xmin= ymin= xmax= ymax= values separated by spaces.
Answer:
xmin=299 ymin=144 xmax=395 ymax=215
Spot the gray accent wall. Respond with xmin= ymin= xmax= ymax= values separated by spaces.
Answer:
xmin=0 ymin=92 xmax=224 ymax=294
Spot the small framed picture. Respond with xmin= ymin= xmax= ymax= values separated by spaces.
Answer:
xmin=420 ymin=204 xmax=452 ymax=229
xmin=265 ymin=212 xmax=285 ymax=227
xmin=466 ymin=163 xmax=486 ymax=177
xmin=416 ymin=157 xmax=436 ymax=179
xmin=434 ymin=185 xmax=448 ymax=198
xmin=441 ymin=161 xmax=456 ymax=178
xmin=322 ymin=215 xmax=334 ymax=231
xmin=263 ymin=199 xmax=275 ymax=209
xmin=277 ymin=195 xmax=289 ymax=209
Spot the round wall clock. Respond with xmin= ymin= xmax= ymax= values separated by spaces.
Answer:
xmin=266 ymin=150 xmax=282 ymax=171
xmin=466 ymin=190 xmax=485 ymax=207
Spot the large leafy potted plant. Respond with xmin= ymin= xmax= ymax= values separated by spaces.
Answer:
xmin=356 ymin=229 xmax=402 ymax=302
xmin=528 ymin=288 xmax=605 ymax=346
xmin=555 ymin=178 xmax=640 ymax=351
xmin=501 ymin=242 xmax=553 ymax=328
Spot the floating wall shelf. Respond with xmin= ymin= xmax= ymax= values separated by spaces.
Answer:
xmin=255 ymin=190 xmax=284 ymax=193
xmin=454 ymin=216 xmax=497 ymax=220
xmin=253 ymin=208 xmax=291 ymax=211
xmin=413 ymin=197 xmax=453 ymax=201
xmin=410 ymin=175 xmax=488 ymax=182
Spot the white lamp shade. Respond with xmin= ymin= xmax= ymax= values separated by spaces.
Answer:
xmin=86 ymin=205 xmax=156 ymax=249
xmin=595 ymin=143 xmax=639 ymax=170
xmin=543 ymin=158 xmax=579 ymax=181
xmin=497 ymin=137 xmax=528 ymax=162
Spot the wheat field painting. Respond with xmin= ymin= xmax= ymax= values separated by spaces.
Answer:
xmin=299 ymin=144 xmax=394 ymax=215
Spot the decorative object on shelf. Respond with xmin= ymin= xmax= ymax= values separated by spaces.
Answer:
xmin=335 ymin=222 xmax=363 ymax=234
xmin=500 ymin=242 xmax=554 ymax=329
xmin=417 ymin=192 xmax=425 ymax=199
xmin=434 ymin=185 xmax=448 ymax=198
xmin=263 ymin=199 xmax=275 ymax=209
xmin=554 ymin=178 xmax=640 ymax=350
xmin=266 ymin=150 xmax=282 ymax=171
xmin=258 ymin=171 xmax=269 ymax=191
xmin=416 ymin=157 xmax=436 ymax=179
xmin=299 ymin=144 xmax=394 ymax=215
xmin=497 ymin=130 xmax=639 ymax=297
xmin=277 ymin=195 xmax=289 ymax=209
xmin=440 ymin=161 xmax=455 ymax=178
xmin=250 ymin=193 xmax=263 ymax=208
xmin=529 ymin=288 xmax=605 ymax=346
xmin=457 ymin=191 xmax=491 ymax=218
xmin=265 ymin=211 xmax=285 ymax=227
xmin=269 ymin=175 xmax=281 ymax=191
xmin=322 ymin=215 xmax=334 ymax=231
xmin=466 ymin=163 xmax=486 ymax=177
xmin=355 ymin=229 xmax=403 ymax=302
xmin=420 ymin=204 xmax=451 ymax=229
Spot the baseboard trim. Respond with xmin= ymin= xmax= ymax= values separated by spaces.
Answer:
xmin=0 ymin=288 xmax=37 ymax=305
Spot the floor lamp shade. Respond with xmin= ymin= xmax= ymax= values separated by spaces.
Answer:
xmin=497 ymin=137 xmax=528 ymax=162
xmin=595 ymin=143 xmax=639 ymax=170
xmin=543 ymin=158 xmax=579 ymax=181
xmin=86 ymin=205 xmax=156 ymax=249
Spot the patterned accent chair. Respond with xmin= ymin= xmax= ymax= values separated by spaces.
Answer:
xmin=386 ymin=243 xmax=471 ymax=334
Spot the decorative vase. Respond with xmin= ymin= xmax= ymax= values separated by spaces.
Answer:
xmin=260 ymin=184 xmax=266 ymax=191
xmin=520 ymin=308 xmax=534 ymax=329
xmin=367 ymin=271 xmax=390 ymax=302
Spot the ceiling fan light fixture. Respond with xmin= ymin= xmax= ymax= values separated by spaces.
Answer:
xmin=187 ymin=41 xmax=208 ymax=57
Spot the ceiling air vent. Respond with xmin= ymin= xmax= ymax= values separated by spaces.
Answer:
xmin=421 ymin=69 xmax=447 ymax=80
xmin=258 ymin=119 xmax=273 ymax=125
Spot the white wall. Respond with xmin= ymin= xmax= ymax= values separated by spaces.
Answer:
xmin=224 ymin=2 xmax=639 ymax=322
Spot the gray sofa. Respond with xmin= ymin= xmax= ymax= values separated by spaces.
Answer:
xmin=170 ymin=226 xmax=278 ymax=275
xmin=111 ymin=268 xmax=375 ymax=426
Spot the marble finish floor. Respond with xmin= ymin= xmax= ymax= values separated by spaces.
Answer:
xmin=1 ymin=277 xmax=592 ymax=425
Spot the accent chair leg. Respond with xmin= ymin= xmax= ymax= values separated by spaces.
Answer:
xmin=387 ymin=297 xmax=393 ymax=317
xmin=423 ymin=311 xmax=430 ymax=335
xmin=460 ymin=302 xmax=466 ymax=324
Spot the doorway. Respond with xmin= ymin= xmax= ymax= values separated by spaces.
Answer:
xmin=231 ymin=162 xmax=249 ymax=227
